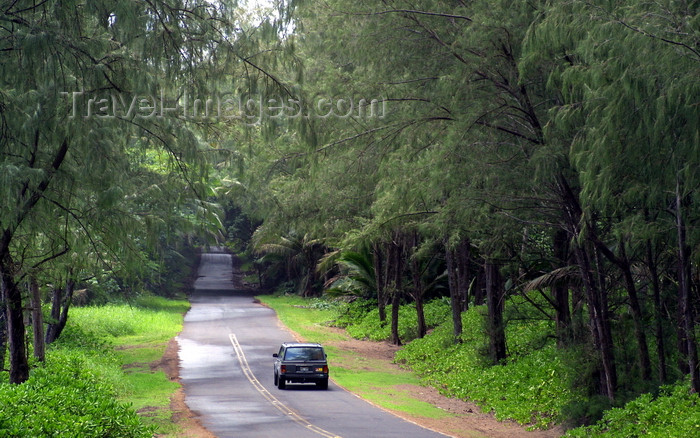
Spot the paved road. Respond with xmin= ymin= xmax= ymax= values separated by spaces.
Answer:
xmin=178 ymin=250 xmax=448 ymax=438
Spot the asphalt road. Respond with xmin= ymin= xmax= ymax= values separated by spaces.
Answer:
xmin=178 ymin=250 xmax=448 ymax=438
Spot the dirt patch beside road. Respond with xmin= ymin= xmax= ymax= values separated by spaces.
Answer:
xmin=155 ymin=338 xmax=216 ymax=438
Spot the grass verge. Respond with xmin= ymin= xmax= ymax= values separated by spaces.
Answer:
xmin=259 ymin=294 xmax=700 ymax=437
xmin=64 ymin=295 xmax=190 ymax=436
xmin=257 ymin=294 xmax=451 ymax=420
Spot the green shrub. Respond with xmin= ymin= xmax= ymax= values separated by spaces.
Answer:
xmin=0 ymin=350 xmax=153 ymax=437
xmin=333 ymin=298 xmax=377 ymax=328
xmin=339 ymin=298 xmax=450 ymax=343
xmin=423 ymin=297 xmax=452 ymax=328
xmin=564 ymin=380 xmax=700 ymax=437
xmin=395 ymin=306 xmax=582 ymax=429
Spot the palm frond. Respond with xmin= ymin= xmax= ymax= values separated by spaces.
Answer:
xmin=523 ymin=265 xmax=581 ymax=292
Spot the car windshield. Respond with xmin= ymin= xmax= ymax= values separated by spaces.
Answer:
xmin=284 ymin=347 xmax=324 ymax=361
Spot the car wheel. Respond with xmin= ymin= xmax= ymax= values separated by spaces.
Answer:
xmin=316 ymin=379 xmax=328 ymax=390
xmin=277 ymin=377 xmax=286 ymax=389
xmin=274 ymin=372 xmax=278 ymax=386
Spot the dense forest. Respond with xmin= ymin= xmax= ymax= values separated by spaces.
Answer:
xmin=1 ymin=0 xmax=698 ymax=434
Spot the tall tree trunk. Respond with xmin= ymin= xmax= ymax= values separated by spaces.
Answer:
xmin=389 ymin=236 xmax=403 ymax=346
xmin=676 ymin=178 xmax=699 ymax=393
xmin=677 ymin=300 xmax=690 ymax=374
xmin=485 ymin=260 xmax=506 ymax=364
xmin=409 ymin=232 xmax=427 ymax=339
xmin=646 ymin=240 xmax=667 ymax=383
xmin=552 ymin=229 xmax=572 ymax=347
xmin=303 ymin=257 xmax=317 ymax=297
xmin=617 ymin=241 xmax=652 ymax=381
xmin=0 ymin=294 xmax=6 ymax=370
xmin=373 ymin=242 xmax=386 ymax=324
xmin=30 ymin=278 xmax=45 ymax=362
xmin=594 ymin=244 xmax=618 ymax=399
xmin=570 ymin=283 xmax=586 ymax=343
xmin=1 ymin=254 xmax=30 ymax=384
xmin=46 ymin=284 xmax=63 ymax=345
xmin=45 ymin=279 xmax=75 ymax=344
xmin=390 ymin=288 xmax=401 ymax=346
xmin=558 ymin=173 xmax=617 ymax=400
xmin=456 ymin=238 xmax=471 ymax=312
xmin=0 ymin=139 xmax=68 ymax=384
xmin=473 ymin=267 xmax=485 ymax=305
xmin=593 ymin=233 xmax=652 ymax=381
xmin=445 ymin=243 xmax=462 ymax=342
xmin=574 ymin=242 xmax=617 ymax=401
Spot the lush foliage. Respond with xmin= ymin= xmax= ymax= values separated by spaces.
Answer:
xmin=0 ymin=336 xmax=152 ymax=437
xmin=260 ymin=293 xmax=700 ymax=433
xmin=394 ymin=306 xmax=577 ymax=429
xmin=0 ymin=295 xmax=188 ymax=436
xmin=565 ymin=380 xmax=700 ymax=437
xmin=220 ymin=0 xmax=700 ymax=430
xmin=0 ymin=0 xmax=277 ymax=383
xmin=67 ymin=296 xmax=190 ymax=344
xmin=335 ymin=298 xmax=451 ymax=343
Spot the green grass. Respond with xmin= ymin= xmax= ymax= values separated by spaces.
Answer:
xmin=64 ymin=295 xmax=189 ymax=435
xmin=68 ymin=295 xmax=189 ymax=346
xmin=258 ymin=295 xmax=348 ymax=343
xmin=121 ymin=371 xmax=181 ymax=434
xmin=115 ymin=345 xmax=164 ymax=368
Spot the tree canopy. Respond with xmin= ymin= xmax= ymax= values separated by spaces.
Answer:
xmin=1 ymin=0 xmax=699 ymax=429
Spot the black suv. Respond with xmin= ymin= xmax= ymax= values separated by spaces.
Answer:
xmin=273 ymin=342 xmax=329 ymax=389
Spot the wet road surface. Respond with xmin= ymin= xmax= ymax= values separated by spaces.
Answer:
xmin=178 ymin=250 xmax=448 ymax=438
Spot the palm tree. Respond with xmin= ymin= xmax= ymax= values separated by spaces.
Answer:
xmin=254 ymin=231 xmax=325 ymax=296
xmin=325 ymin=249 xmax=376 ymax=299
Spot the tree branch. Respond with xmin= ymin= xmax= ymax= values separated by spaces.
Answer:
xmin=360 ymin=9 xmax=472 ymax=22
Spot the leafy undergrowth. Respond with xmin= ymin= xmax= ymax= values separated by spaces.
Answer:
xmin=0 ymin=295 xmax=189 ymax=437
xmin=263 ymin=294 xmax=575 ymax=428
xmin=336 ymin=298 xmax=451 ymax=343
xmin=0 ymin=330 xmax=153 ymax=437
xmin=326 ymin=296 xmax=578 ymax=428
xmin=67 ymin=295 xmax=189 ymax=434
xmin=564 ymin=380 xmax=700 ymax=437
xmin=394 ymin=306 xmax=581 ymax=430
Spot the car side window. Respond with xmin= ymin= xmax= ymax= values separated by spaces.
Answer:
xmin=278 ymin=346 xmax=285 ymax=358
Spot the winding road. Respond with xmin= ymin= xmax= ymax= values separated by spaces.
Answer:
xmin=178 ymin=249 xmax=448 ymax=438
